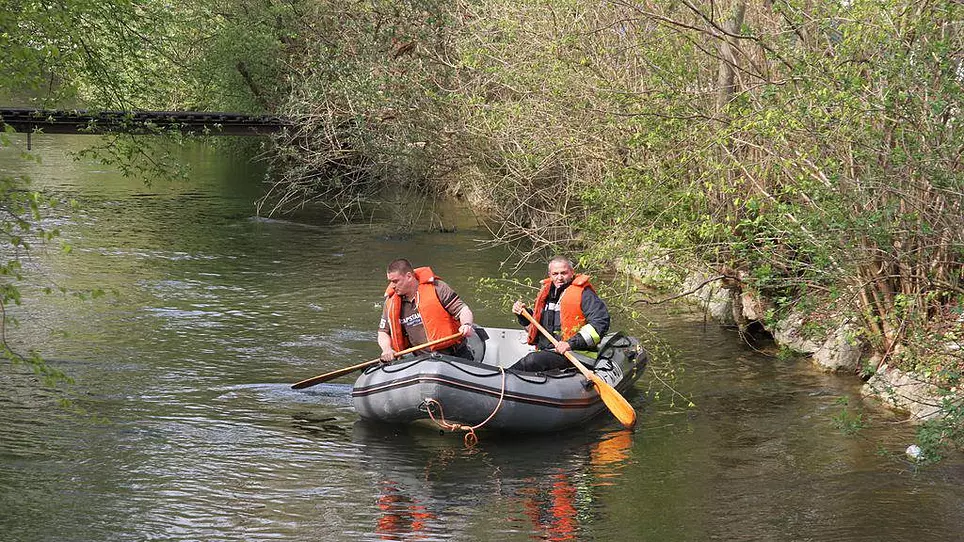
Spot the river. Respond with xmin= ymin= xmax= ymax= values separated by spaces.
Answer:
xmin=1 ymin=136 xmax=962 ymax=541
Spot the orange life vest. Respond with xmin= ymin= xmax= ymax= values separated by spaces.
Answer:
xmin=385 ymin=267 xmax=462 ymax=352
xmin=527 ymin=274 xmax=594 ymax=345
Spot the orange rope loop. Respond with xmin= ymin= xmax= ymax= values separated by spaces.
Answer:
xmin=423 ymin=366 xmax=506 ymax=447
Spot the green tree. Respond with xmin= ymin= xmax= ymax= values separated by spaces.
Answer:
xmin=1 ymin=0 xmax=296 ymax=384
xmin=0 ymin=128 xmax=72 ymax=385
xmin=261 ymin=0 xmax=464 ymax=218
xmin=270 ymin=0 xmax=962 ymax=399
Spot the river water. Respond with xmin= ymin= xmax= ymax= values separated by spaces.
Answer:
xmin=1 ymin=136 xmax=962 ymax=541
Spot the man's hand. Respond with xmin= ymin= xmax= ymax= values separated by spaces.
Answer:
xmin=511 ymin=300 xmax=527 ymax=315
xmin=458 ymin=323 xmax=474 ymax=337
xmin=554 ymin=341 xmax=572 ymax=355
xmin=379 ymin=349 xmax=396 ymax=363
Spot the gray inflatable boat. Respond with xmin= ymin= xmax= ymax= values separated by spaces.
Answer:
xmin=351 ymin=327 xmax=647 ymax=432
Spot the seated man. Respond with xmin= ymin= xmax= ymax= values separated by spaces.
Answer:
xmin=511 ymin=256 xmax=610 ymax=372
xmin=378 ymin=258 xmax=475 ymax=362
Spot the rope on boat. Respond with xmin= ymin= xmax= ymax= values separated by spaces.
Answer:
xmin=423 ymin=366 xmax=507 ymax=447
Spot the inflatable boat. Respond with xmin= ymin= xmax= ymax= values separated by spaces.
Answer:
xmin=351 ymin=327 xmax=647 ymax=433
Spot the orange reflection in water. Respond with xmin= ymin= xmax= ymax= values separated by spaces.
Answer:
xmin=519 ymin=472 xmax=580 ymax=542
xmin=374 ymin=480 xmax=436 ymax=540
xmin=371 ymin=430 xmax=634 ymax=540
xmin=589 ymin=430 xmax=634 ymax=485
xmin=518 ymin=430 xmax=634 ymax=540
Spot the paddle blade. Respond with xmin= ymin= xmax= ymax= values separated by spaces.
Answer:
xmin=588 ymin=373 xmax=637 ymax=429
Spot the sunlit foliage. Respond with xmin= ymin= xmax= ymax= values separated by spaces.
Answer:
xmin=269 ymin=1 xmax=962 ymax=442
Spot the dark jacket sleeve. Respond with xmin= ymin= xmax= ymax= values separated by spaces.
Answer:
xmin=566 ymin=288 xmax=610 ymax=350
xmin=516 ymin=313 xmax=529 ymax=328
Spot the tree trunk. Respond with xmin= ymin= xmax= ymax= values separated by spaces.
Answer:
xmin=716 ymin=3 xmax=747 ymax=112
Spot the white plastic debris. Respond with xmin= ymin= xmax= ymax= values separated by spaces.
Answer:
xmin=905 ymin=444 xmax=923 ymax=460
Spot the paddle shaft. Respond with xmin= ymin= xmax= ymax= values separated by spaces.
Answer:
xmin=519 ymin=308 xmax=636 ymax=428
xmin=290 ymin=331 xmax=463 ymax=389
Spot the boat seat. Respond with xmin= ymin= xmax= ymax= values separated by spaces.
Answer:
xmin=579 ymin=332 xmax=630 ymax=369
xmin=477 ymin=326 xmax=535 ymax=368
xmin=597 ymin=332 xmax=630 ymax=359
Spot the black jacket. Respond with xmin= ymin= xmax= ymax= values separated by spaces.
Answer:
xmin=517 ymin=282 xmax=610 ymax=351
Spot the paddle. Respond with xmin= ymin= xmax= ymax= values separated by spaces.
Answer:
xmin=290 ymin=332 xmax=464 ymax=390
xmin=519 ymin=309 xmax=637 ymax=429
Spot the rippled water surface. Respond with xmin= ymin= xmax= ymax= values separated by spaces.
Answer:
xmin=1 ymin=136 xmax=962 ymax=541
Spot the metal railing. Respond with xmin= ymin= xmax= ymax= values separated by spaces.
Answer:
xmin=0 ymin=108 xmax=292 ymax=136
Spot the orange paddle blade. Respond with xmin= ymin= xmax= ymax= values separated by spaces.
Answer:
xmin=588 ymin=373 xmax=637 ymax=429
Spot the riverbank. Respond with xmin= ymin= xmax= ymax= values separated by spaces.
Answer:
xmin=249 ymin=0 xmax=964 ymax=461
xmin=616 ymin=254 xmax=962 ymax=460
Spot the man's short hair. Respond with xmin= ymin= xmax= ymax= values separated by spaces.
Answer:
xmin=548 ymin=255 xmax=574 ymax=270
xmin=387 ymin=259 xmax=415 ymax=274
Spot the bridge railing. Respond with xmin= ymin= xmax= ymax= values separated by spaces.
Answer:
xmin=0 ymin=108 xmax=292 ymax=136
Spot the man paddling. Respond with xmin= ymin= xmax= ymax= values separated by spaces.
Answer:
xmin=511 ymin=256 xmax=610 ymax=372
xmin=378 ymin=259 xmax=475 ymax=362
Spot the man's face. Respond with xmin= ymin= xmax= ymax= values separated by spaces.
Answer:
xmin=387 ymin=270 xmax=418 ymax=298
xmin=548 ymin=261 xmax=574 ymax=289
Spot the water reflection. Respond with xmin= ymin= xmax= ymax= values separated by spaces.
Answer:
xmin=589 ymin=430 xmax=634 ymax=483
xmin=374 ymin=479 xmax=437 ymax=540
xmin=350 ymin=422 xmax=635 ymax=541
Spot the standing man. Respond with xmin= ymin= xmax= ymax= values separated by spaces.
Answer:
xmin=378 ymin=259 xmax=475 ymax=362
xmin=511 ymin=256 xmax=610 ymax=372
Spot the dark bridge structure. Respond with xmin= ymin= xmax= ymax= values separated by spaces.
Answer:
xmin=1 ymin=108 xmax=292 ymax=137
